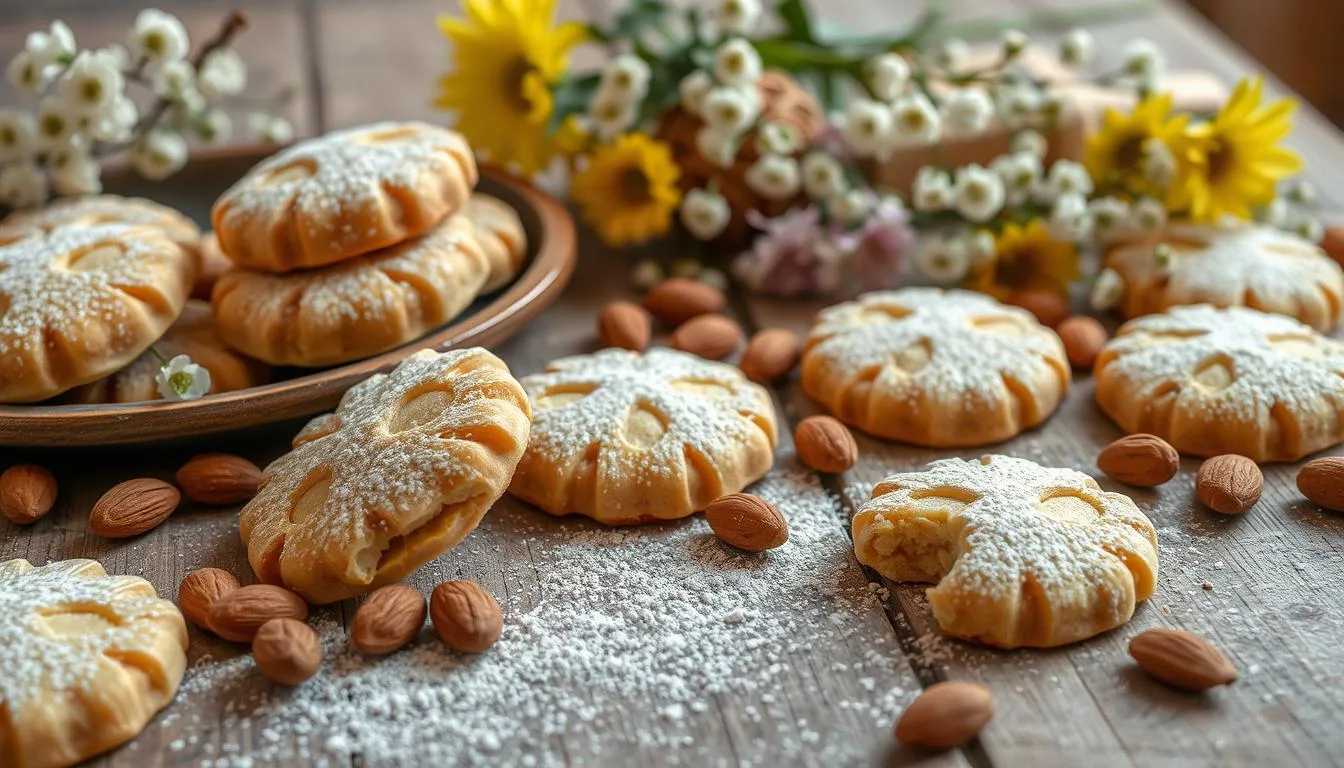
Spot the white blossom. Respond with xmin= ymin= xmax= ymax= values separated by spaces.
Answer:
xmin=996 ymin=84 xmax=1042 ymax=128
xmin=1002 ymin=29 xmax=1028 ymax=59
xmin=839 ymin=98 xmax=894 ymax=159
xmin=25 ymin=21 xmax=76 ymax=69
xmin=754 ymin=121 xmax=799 ymax=156
xmin=713 ymin=38 xmax=762 ymax=87
xmin=247 ymin=113 xmax=293 ymax=145
xmin=1130 ymin=197 xmax=1167 ymax=231
xmin=1153 ymin=243 xmax=1176 ymax=274
xmin=1039 ymin=92 xmax=1067 ymax=122
xmin=589 ymin=91 xmax=637 ymax=141
xmin=631 ymin=259 xmax=664 ymax=290
xmin=695 ymin=127 xmax=738 ymax=169
xmin=1122 ymin=39 xmax=1165 ymax=85
xmin=715 ymin=0 xmax=761 ymax=36
xmin=1046 ymin=159 xmax=1093 ymax=198
xmin=932 ymin=37 xmax=969 ymax=71
xmin=1011 ymin=129 xmax=1048 ymax=158
xmin=913 ymin=166 xmax=953 ymax=212
xmin=827 ymin=189 xmax=871 ymax=225
xmin=1290 ymin=212 xmax=1324 ymax=243
xmin=0 ymin=109 xmax=37 ymax=161
xmin=131 ymin=130 xmax=188 ymax=180
xmin=600 ymin=54 xmax=650 ymax=103
xmin=1090 ymin=268 xmax=1125 ymax=311
xmin=1089 ymin=196 xmax=1130 ymax=233
xmin=744 ymin=154 xmax=801 ymax=200
xmin=1258 ymin=197 xmax=1290 ymax=229
xmin=1059 ymin=29 xmax=1094 ymax=68
xmin=152 ymin=59 xmax=197 ymax=102
xmin=35 ymin=97 xmax=76 ymax=148
xmin=865 ymin=54 xmax=910 ymax=102
xmin=56 ymin=50 xmax=125 ymax=115
xmin=1286 ymin=180 xmax=1316 ymax=205
xmin=680 ymin=187 xmax=731 ymax=241
xmin=48 ymin=142 xmax=102 ymax=196
xmin=6 ymin=52 xmax=49 ymax=96
xmin=678 ymin=70 xmax=714 ymax=116
xmin=1050 ymin=192 xmax=1092 ymax=241
xmin=964 ymin=229 xmax=997 ymax=266
xmin=953 ymin=164 xmax=1005 ymax=223
xmin=992 ymin=151 xmax=1042 ymax=205
xmin=127 ymin=9 xmax=190 ymax=64
xmin=156 ymin=354 xmax=212 ymax=401
xmin=1140 ymin=138 xmax=1176 ymax=186
xmin=942 ymin=88 xmax=994 ymax=134
xmin=701 ymin=86 xmax=758 ymax=135
xmin=891 ymin=93 xmax=940 ymax=144
xmin=801 ymin=151 xmax=847 ymax=199
xmin=196 ymin=108 xmax=232 ymax=143
xmin=196 ymin=48 xmax=247 ymax=101
xmin=916 ymin=238 xmax=969 ymax=283
xmin=0 ymin=161 xmax=47 ymax=207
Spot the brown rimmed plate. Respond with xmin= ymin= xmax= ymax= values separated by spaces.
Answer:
xmin=0 ymin=147 xmax=577 ymax=447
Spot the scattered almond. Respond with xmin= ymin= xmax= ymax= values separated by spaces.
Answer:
xmin=178 ymin=567 xmax=241 ymax=631
xmin=894 ymin=681 xmax=994 ymax=750
xmin=642 ymin=277 xmax=725 ymax=326
xmin=1297 ymin=456 xmax=1344 ymax=512
xmin=0 ymin=464 xmax=57 ymax=525
xmin=794 ymin=415 xmax=858 ymax=473
xmin=208 ymin=584 xmax=309 ymax=643
xmin=430 ymin=580 xmax=503 ymax=653
xmin=89 ymin=478 xmax=180 ymax=538
xmin=1196 ymin=454 xmax=1262 ymax=515
xmin=1008 ymin=288 xmax=1069 ymax=328
xmin=1056 ymin=316 xmax=1108 ymax=369
xmin=739 ymin=328 xmax=800 ymax=384
xmin=175 ymin=453 xmax=262 ymax=505
xmin=705 ymin=493 xmax=789 ymax=552
xmin=351 ymin=584 xmax=427 ymax=655
xmin=670 ymin=314 xmax=743 ymax=360
xmin=1321 ymin=225 xmax=1344 ymax=268
xmin=597 ymin=301 xmax=651 ymax=351
xmin=1129 ymin=627 xmax=1238 ymax=692
xmin=1096 ymin=434 xmax=1179 ymax=487
xmin=252 ymin=618 xmax=322 ymax=685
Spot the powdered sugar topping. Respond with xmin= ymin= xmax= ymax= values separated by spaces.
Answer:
xmin=0 ymin=194 xmax=200 ymax=246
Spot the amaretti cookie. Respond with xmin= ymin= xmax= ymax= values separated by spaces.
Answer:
xmin=239 ymin=348 xmax=530 ymax=603
xmin=212 ymin=121 xmax=477 ymax=272
xmin=1104 ymin=222 xmax=1344 ymax=331
xmin=0 ymin=194 xmax=200 ymax=260
xmin=0 ymin=558 xmax=188 ymax=768
xmin=510 ymin=348 xmax=778 ymax=525
xmin=212 ymin=213 xmax=490 ymax=367
xmin=852 ymin=455 xmax=1159 ymax=648
xmin=461 ymin=193 xmax=527 ymax=292
xmin=0 ymin=224 xmax=195 ymax=403
xmin=801 ymin=288 xmax=1071 ymax=446
xmin=1094 ymin=304 xmax=1344 ymax=462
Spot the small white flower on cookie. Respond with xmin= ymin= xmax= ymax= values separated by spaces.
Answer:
xmin=156 ymin=354 xmax=212 ymax=401
xmin=681 ymin=188 xmax=732 ymax=241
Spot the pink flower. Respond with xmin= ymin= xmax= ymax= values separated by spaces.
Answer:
xmin=829 ymin=196 xmax=915 ymax=294
xmin=734 ymin=207 xmax=841 ymax=297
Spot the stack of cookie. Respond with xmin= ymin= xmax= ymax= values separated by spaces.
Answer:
xmin=209 ymin=120 xmax=528 ymax=368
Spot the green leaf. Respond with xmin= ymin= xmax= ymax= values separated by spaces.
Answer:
xmin=547 ymin=73 xmax=601 ymax=135
xmin=753 ymin=38 xmax=853 ymax=70
xmin=775 ymin=0 xmax=816 ymax=43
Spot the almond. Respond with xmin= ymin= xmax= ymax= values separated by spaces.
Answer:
xmin=670 ymin=314 xmax=743 ymax=360
xmin=1096 ymin=434 xmax=1179 ymax=487
xmin=430 ymin=580 xmax=503 ymax=653
xmin=794 ymin=415 xmax=858 ymax=473
xmin=1322 ymin=225 xmax=1344 ymax=268
xmin=1297 ymin=456 xmax=1344 ymax=512
xmin=1008 ymin=288 xmax=1069 ymax=328
xmin=178 ymin=567 xmax=241 ymax=631
xmin=208 ymin=584 xmax=309 ymax=643
xmin=1129 ymin=627 xmax=1238 ymax=692
xmin=175 ymin=453 xmax=262 ymax=505
xmin=89 ymin=478 xmax=180 ymax=538
xmin=1056 ymin=316 xmax=1108 ymax=369
xmin=739 ymin=328 xmax=800 ymax=384
xmin=1196 ymin=454 xmax=1262 ymax=515
xmin=642 ymin=277 xmax=725 ymax=327
xmin=597 ymin=301 xmax=651 ymax=351
xmin=252 ymin=618 xmax=322 ymax=685
xmin=894 ymin=681 xmax=994 ymax=750
xmin=351 ymin=584 xmax=427 ymax=655
xmin=0 ymin=464 xmax=57 ymax=525
xmin=705 ymin=493 xmax=789 ymax=552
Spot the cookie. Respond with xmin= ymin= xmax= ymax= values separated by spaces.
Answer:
xmin=212 ymin=213 xmax=490 ymax=367
xmin=461 ymin=194 xmax=527 ymax=292
xmin=192 ymin=232 xmax=233 ymax=300
xmin=510 ymin=348 xmax=778 ymax=525
xmin=852 ymin=455 xmax=1158 ymax=648
xmin=212 ymin=121 xmax=477 ymax=272
xmin=801 ymin=288 xmax=1070 ymax=446
xmin=1105 ymin=223 xmax=1344 ymax=331
xmin=62 ymin=300 xmax=268 ymax=404
xmin=0 ymin=224 xmax=195 ymax=403
xmin=0 ymin=558 xmax=188 ymax=768
xmin=1095 ymin=304 xmax=1344 ymax=462
xmin=239 ymin=348 xmax=530 ymax=603
xmin=0 ymin=194 xmax=200 ymax=260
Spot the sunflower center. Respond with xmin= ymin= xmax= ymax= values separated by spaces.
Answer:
xmin=502 ymin=57 xmax=539 ymax=113
xmin=619 ymin=167 xmax=652 ymax=205
xmin=1115 ymin=133 xmax=1144 ymax=169
xmin=994 ymin=247 xmax=1035 ymax=288
xmin=1206 ymin=139 xmax=1232 ymax=183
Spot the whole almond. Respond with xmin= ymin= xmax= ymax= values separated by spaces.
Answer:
xmin=351 ymin=584 xmax=427 ymax=655
xmin=178 ymin=567 xmax=241 ymax=631
xmin=430 ymin=580 xmax=503 ymax=653
xmin=89 ymin=478 xmax=180 ymax=538
xmin=642 ymin=277 xmax=725 ymax=326
xmin=1297 ymin=456 xmax=1344 ymax=512
xmin=1096 ymin=434 xmax=1179 ymax=487
xmin=1129 ymin=627 xmax=1237 ymax=691
xmin=670 ymin=314 xmax=743 ymax=360
xmin=208 ymin=584 xmax=309 ymax=643
xmin=1322 ymin=225 xmax=1344 ymax=268
xmin=894 ymin=681 xmax=994 ymax=750
xmin=597 ymin=301 xmax=651 ymax=351
xmin=1056 ymin=316 xmax=1108 ymax=369
xmin=176 ymin=453 xmax=262 ymax=505
xmin=1196 ymin=454 xmax=1262 ymax=515
xmin=1008 ymin=288 xmax=1068 ymax=328
xmin=0 ymin=464 xmax=57 ymax=525
xmin=739 ymin=329 xmax=801 ymax=384
xmin=705 ymin=493 xmax=789 ymax=552
xmin=794 ymin=415 xmax=858 ymax=473
xmin=252 ymin=618 xmax=322 ymax=685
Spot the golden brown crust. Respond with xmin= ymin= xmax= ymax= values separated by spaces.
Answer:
xmin=0 ymin=194 xmax=200 ymax=261
xmin=460 ymin=194 xmax=527 ymax=292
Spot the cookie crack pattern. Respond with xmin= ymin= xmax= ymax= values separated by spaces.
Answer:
xmin=511 ymin=348 xmax=778 ymax=525
xmin=802 ymin=288 xmax=1070 ymax=446
xmin=1095 ymin=304 xmax=1344 ymax=461
xmin=852 ymin=455 xmax=1159 ymax=648
xmin=0 ymin=195 xmax=200 ymax=254
xmin=239 ymin=348 xmax=530 ymax=604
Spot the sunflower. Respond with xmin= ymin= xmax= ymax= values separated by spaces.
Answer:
xmin=436 ymin=0 xmax=585 ymax=176
xmin=570 ymin=134 xmax=682 ymax=247
xmin=1167 ymin=76 xmax=1302 ymax=222
xmin=1084 ymin=93 xmax=1187 ymax=196
xmin=965 ymin=220 xmax=1080 ymax=300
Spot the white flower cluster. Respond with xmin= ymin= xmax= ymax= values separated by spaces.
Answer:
xmin=1257 ymin=181 xmax=1324 ymax=243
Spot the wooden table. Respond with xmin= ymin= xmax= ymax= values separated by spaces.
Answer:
xmin=3 ymin=1 xmax=1343 ymax=766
